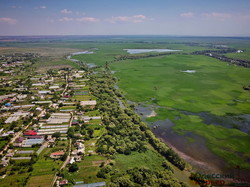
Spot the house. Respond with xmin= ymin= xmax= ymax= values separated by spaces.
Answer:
xmin=59 ymin=179 xmax=68 ymax=186
xmin=50 ymin=151 xmax=65 ymax=159
xmin=24 ymin=130 xmax=37 ymax=136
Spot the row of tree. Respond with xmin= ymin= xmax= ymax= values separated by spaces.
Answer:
xmin=89 ymin=65 xmax=186 ymax=170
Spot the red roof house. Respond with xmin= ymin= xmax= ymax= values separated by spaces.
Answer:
xmin=59 ymin=179 xmax=68 ymax=186
xmin=50 ymin=151 xmax=65 ymax=159
xmin=24 ymin=130 xmax=37 ymax=136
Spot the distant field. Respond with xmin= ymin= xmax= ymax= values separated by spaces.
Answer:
xmin=34 ymin=58 xmax=80 ymax=70
xmin=226 ymin=50 xmax=250 ymax=61
xmin=71 ymin=41 xmax=209 ymax=66
xmin=111 ymin=54 xmax=250 ymax=169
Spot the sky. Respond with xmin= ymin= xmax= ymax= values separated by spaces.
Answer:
xmin=0 ymin=0 xmax=250 ymax=36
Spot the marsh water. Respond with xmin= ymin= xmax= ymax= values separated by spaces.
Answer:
xmin=135 ymin=104 xmax=250 ymax=184
xmin=124 ymin=49 xmax=181 ymax=54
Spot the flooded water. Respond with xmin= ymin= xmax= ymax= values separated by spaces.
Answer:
xmin=181 ymin=111 xmax=250 ymax=133
xmin=124 ymin=49 xmax=182 ymax=54
xmin=71 ymin=51 xmax=94 ymax=55
xmin=151 ymin=120 xmax=228 ymax=173
xmin=181 ymin=70 xmax=196 ymax=73
xmin=67 ymin=53 xmax=96 ymax=69
xmin=135 ymin=104 xmax=157 ymax=118
xmin=130 ymin=102 xmax=250 ymax=183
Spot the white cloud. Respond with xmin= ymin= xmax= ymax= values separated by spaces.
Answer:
xmin=0 ymin=17 xmax=17 ymax=24
xmin=39 ymin=6 xmax=47 ymax=9
xmin=35 ymin=6 xmax=47 ymax=9
xmin=59 ymin=17 xmax=74 ymax=22
xmin=180 ymin=12 xmax=194 ymax=18
xmin=61 ymin=9 xmax=72 ymax=14
xmin=76 ymin=17 xmax=99 ymax=22
xmin=107 ymin=14 xmax=147 ymax=23
xmin=58 ymin=17 xmax=99 ymax=23
xmin=202 ymin=12 xmax=231 ymax=20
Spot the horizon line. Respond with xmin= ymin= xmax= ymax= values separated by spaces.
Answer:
xmin=0 ymin=34 xmax=250 ymax=38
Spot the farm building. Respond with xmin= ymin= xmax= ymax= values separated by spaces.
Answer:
xmin=49 ymin=85 xmax=60 ymax=89
xmin=47 ymin=113 xmax=71 ymax=124
xmin=37 ymin=128 xmax=68 ymax=135
xmin=38 ymin=90 xmax=51 ymax=94
xmin=32 ymin=83 xmax=45 ymax=86
xmin=24 ymin=130 xmax=37 ymax=136
xmin=22 ymin=138 xmax=44 ymax=147
xmin=50 ymin=151 xmax=65 ymax=159
xmin=74 ymin=182 xmax=106 ymax=187
xmin=5 ymin=111 xmax=30 ymax=123
xmin=80 ymin=100 xmax=97 ymax=107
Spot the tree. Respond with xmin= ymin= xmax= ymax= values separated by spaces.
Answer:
xmin=61 ymin=153 xmax=67 ymax=161
xmin=52 ymin=132 xmax=61 ymax=139
xmin=69 ymin=163 xmax=78 ymax=172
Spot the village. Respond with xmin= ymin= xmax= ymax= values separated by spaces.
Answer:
xmin=0 ymin=53 xmax=106 ymax=187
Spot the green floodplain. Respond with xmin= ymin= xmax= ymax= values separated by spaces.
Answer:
xmin=1 ymin=35 xmax=250 ymax=179
xmin=111 ymin=54 xmax=250 ymax=169
xmin=69 ymin=36 xmax=250 ymax=171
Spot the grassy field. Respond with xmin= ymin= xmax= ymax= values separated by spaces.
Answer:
xmin=27 ymin=148 xmax=63 ymax=186
xmin=111 ymin=54 xmax=250 ymax=169
xmin=114 ymin=148 xmax=165 ymax=172
xmin=63 ymin=155 xmax=108 ymax=184
xmin=34 ymin=58 xmax=80 ymax=70
xmin=226 ymin=50 xmax=250 ymax=61
xmin=0 ymin=172 xmax=29 ymax=187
